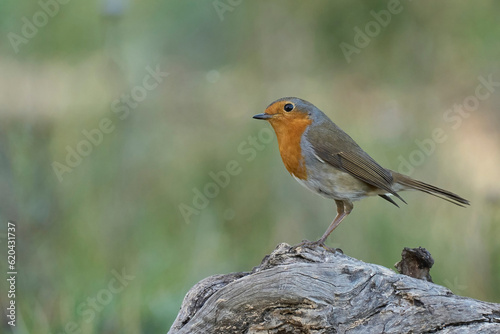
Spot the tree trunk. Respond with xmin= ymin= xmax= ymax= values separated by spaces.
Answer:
xmin=168 ymin=243 xmax=500 ymax=333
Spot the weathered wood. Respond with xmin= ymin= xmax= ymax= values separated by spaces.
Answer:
xmin=395 ymin=247 xmax=434 ymax=282
xmin=168 ymin=243 xmax=500 ymax=333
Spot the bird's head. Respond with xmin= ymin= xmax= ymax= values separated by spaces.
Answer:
xmin=253 ymin=97 xmax=315 ymax=122
xmin=253 ymin=97 xmax=328 ymax=137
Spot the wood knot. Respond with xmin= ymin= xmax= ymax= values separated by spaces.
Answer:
xmin=395 ymin=247 xmax=434 ymax=282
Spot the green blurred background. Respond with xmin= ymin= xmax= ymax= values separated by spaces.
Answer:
xmin=1 ymin=1 xmax=500 ymax=333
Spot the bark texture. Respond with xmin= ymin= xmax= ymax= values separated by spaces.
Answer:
xmin=395 ymin=247 xmax=434 ymax=282
xmin=168 ymin=243 xmax=500 ymax=334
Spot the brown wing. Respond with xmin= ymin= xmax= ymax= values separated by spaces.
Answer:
xmin=306 ymin=122 xmax=406 ymax=204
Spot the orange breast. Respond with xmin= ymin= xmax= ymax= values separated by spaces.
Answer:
xmin=270 ymin=117 xmax=312 ymax=180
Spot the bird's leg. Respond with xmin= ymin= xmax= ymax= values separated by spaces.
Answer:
xmin=316 ymin=200 xmax=353 ymax=246
xmin=296 ymin=200 xmax=353 ymax=253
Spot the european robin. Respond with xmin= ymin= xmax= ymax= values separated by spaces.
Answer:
xmin=253 ymin=97 xmax=469 ymax=246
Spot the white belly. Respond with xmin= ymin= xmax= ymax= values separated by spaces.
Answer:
xmin=292 ymin=164 xmax=378 ymax=201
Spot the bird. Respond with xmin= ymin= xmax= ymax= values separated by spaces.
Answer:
xmin=253 ymin=97 xmax=469 ymax=247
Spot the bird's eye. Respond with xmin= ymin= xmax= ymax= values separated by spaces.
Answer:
xmin=284 ymin=103 xmax=294 ymax=112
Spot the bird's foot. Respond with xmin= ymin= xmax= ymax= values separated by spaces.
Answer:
xmin=296 ymin=239 xmax=343 ymax=254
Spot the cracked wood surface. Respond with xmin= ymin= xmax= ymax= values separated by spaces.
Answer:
xmin=168 ymin=243 xmax=500 ymax=334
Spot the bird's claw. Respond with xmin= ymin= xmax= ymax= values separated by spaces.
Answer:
xmin=296 ymin=239 xmax=343 ymax=254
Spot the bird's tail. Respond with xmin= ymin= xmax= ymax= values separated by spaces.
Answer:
xmin=392 ymin=172 xmax=470 ymax=207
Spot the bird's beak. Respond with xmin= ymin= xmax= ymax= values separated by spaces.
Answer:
xmin=253 ymin=113 xmax=273 ymax=120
